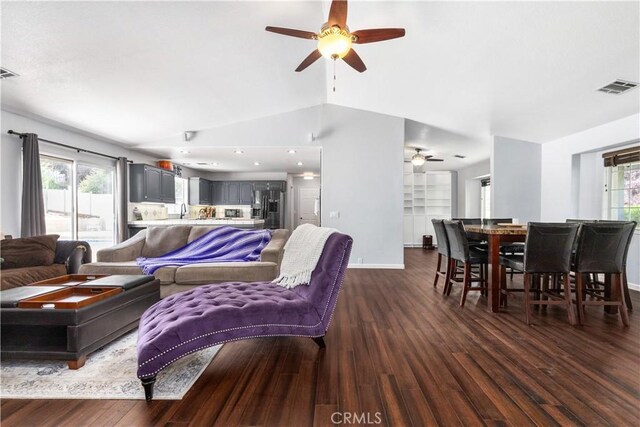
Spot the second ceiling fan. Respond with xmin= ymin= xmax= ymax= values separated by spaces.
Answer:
xmin=265 ymin=0 xmax=405 ymax=72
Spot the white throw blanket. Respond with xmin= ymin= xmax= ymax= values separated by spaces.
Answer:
xmin=273 ymin=223 xmax=337 ymax=289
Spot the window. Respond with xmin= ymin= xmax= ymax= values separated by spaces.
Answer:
xmin=480 ymin=178 xmax=491 ymax=220
xmin=604 ymin=161 xmax=640 ymax=223
xmin=40 ymin=154 xmax=116 ymax=259
xmin=167 ymin=177 xmax=189 ymax=215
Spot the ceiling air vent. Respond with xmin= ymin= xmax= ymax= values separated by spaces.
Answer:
xmin=454 ymin=154 xmax=466 ymax=159
xmin=597 ymin=79 xmax=638 ymax=95
xmin=0 ymin=68 xmax=19 ymax=79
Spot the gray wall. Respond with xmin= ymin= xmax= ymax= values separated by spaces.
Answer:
xmin=491 ymin=136 xmax=541 ymax=223
xmin=456 ymin=159 xmax=490 ymax=218
xmin=540 ymin=113 xmax=640 ymax=287
xmin=0 ymin=109 xmax=200 ymax=237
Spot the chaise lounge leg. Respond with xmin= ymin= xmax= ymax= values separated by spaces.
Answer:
xmin=312 ymin=336 xmax=326 ymax=349
xmin=141 ymin=376 xmax=156 ymax=401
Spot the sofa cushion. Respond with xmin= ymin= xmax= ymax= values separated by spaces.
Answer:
xmin=0 ymin=264 xmax=67 ymax=291
xmin=174 ymin=261 xmax=278 ymax=285
xmin=187 ymin=226 xmax=220 ymax=243
xmin=141 ymin=226 xmax=191 ymax=258
xmin=0 ymin=235 xmax=59 ymax=270
xmin=78 ymin=262 xmax=176 ymax=285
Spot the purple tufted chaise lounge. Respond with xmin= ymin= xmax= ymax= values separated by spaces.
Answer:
xmin=136 ymin=233 xmax=352 ymax=400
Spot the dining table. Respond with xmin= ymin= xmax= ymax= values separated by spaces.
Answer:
xmin=465 ymin=224 xmax=527 ymax=313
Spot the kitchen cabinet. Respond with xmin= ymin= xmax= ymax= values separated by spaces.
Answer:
xmin=240 ymin=182 xmax=254 ymax=204
xmin=211 ymin=181 xmax=225 ymax=205
xmin=189 ymin=177 xmax=212 ymax=205
xmin=160 ymin=171 xmax=176 ymax=204
xmin=129 ymin=164 xmax=176 ymax=203
xmin=267 ymin=181 xmax=285 ymax=192
xmin=225 ymin=182 xmax=240 ymax=204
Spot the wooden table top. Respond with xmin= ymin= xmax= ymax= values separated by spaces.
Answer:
xmin=465 ymin=225 xmax=528 ymax=235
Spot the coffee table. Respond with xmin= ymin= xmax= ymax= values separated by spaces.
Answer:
xmin=0 ymin=274 xmax=160 ymax=369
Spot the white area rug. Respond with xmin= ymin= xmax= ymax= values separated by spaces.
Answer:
xmin=0 ymin=331 xmax=221 ymax=400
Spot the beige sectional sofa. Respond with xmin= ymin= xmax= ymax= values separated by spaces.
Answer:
xmin=79 ymin=225 xmax=289 ymax=297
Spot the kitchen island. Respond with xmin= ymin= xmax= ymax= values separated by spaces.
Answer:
xmin=128 ymin=218 xmax=265 ymax=238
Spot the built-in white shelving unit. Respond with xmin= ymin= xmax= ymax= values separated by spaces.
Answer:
xmin=403 ymin=164 xmax=456 ymax=247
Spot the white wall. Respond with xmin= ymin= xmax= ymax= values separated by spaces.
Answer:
xmin=320 ymin=105 xmax=404 ymax=267
xmin=491 ymin=136 xmax=542 ymax=222
xmin=540 ymin=113 xmax=640 ymax=287
xmin=0 ymin=109 xmax=200 ymax=237
xmin=141 ymin=104 xmax=405 ymax=268
xmin=455 ymin=159 xmax=490 ymax=218
xmin=206 ymin=171 xmax=288 ymax=181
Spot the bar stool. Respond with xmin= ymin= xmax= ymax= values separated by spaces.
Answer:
xmin=431 ymin=219 xmax=451 ymax=293
xmin=443 ymin=220 xmax=488 ymax=307
xmin=499 ymin=223 xmax=579 ymax=325
xmin=572 ymin=221 xmax=636 ymax=326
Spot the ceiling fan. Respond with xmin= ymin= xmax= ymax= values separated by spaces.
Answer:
xmin=265 ymin=0 xmax=405 ymax=73
xmin=405 ymin=148 xmax=444 ymax=166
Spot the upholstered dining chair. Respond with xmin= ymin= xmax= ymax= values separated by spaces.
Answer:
xmin=595 ymin=220 xmax=636 ymax=311
xmin=431 ymin=219 xmax=452 ymax=293
xmin=482 ymin=218 xmax=513 ymax=226
xmin=572 ymin=221 xmax=636 ymax=326
xmin=499 ymin=223 xmax=580 ymax=325
xmin=443 ymin=220 xmax=488 ymax=307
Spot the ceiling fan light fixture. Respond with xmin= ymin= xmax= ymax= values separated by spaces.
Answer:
xmin=317 ymin=25 xmax=352 ymax=59
xmin=411 ymin=148 xmax=426 ymax=166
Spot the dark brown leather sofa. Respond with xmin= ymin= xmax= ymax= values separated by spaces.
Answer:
xmin=1 ymin=239 xmax=91 ymax=290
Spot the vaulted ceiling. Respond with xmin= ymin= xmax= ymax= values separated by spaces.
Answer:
xmin=2 ymin=1 xmax=639 ymax=170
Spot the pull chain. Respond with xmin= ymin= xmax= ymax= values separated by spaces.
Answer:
xmin=333 ymin=57 xmax=337 ymax=92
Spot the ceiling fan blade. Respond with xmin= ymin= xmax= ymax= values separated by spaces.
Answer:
xmin=295 ymin=49 xmax=322 ymax=72
xmin=426 ymin=158 xmax=444 ymax=162
xmin=265 ymin=26 xmax=317 ymax=39
xmin=352 ymin=28 xmax=406 ymax=44
xmin=342 ymin=48 xmax=367 ymax=72
xmin=328 ymin=0 xmax=348 ymax=28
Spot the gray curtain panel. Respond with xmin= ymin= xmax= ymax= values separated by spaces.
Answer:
xmin=21 ymin=133 xmax=47 ymax=237
xmin=115 ymin=157 xmax=129 ymax=243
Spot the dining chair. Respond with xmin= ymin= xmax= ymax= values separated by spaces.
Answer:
xmin=572 ymin=221 xmax=636 ymax=326
xmin=443 ymin=220 xmax=488 ymax=307
xmin=499 ymin=223 xmax=579 ymax=325
xmin=431 ymin=219 xmax=452 ymax=293
xmin=452 ymin=218 xmax=481 ymax=225
xmin=595 ymin=220 xmax=636 ymax=311
xmin=482 ymin=218 xmax=513 ymax=226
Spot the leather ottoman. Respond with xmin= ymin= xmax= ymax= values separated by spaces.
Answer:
xmin=1 ymin=275 xmax=160 ymax=369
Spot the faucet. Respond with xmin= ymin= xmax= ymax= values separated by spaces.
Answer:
xmin=180 ymin=203 xmax=187 ymax=219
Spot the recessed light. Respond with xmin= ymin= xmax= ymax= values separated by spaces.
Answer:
xmin=212 ymin=162 xmax=219 ymax=166
xmin=254 ymin=162 xmax=260 ymax=166
xmin=288 ymin=149 xmax=296 ymax=154
xmin=303 ymin=176 xmax=314 ymax=180
xmin=297 ymin=161 xmax=303 ymax=166
xmin=234 ymin=150 xmax=244 ymax=154
xmin=180 ymin=150 xmax=190 ymax=154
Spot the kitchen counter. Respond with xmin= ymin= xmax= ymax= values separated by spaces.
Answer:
xmin=129 ymin=218 xmax=264 ymax=228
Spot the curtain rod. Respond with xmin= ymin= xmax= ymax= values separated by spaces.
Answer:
xmin=8 ymin=130 xmax=133 ymax=163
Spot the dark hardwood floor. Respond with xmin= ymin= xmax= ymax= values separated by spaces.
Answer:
xmin=2 ymin=248 xmax=639 ymax=426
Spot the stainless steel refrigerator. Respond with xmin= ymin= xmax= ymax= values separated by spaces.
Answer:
xmin=252 ymin=190 xmax=285 ymax=229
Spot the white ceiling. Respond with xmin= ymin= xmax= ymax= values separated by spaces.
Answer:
xmin=158 ymin=146 xmax=321 ymax=174
xmin=2 ymin=1 xmax=639 ymax=171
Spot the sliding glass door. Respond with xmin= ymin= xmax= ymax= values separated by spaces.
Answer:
xmin=40 ymin=155 xmax=115 ymax=259
xmin=41 ymin=155 xmax=74 ymax=239
xmin=77 ymin=163 xmax=115 ymax=255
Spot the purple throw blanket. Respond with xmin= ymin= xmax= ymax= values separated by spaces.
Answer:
xmin=136 ymin=226 xmax=272 ymax=275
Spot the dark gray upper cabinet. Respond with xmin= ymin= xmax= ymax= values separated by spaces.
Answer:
xmin=240 ymin=182 xmax=254 ymax=204
xmin=160 ymin=171 xmax=176 ymax=204
xmin=253 ymin=182 xmax=268 ymax=191
xmin=211 ymin=181 xmax=225 ymax=205
xmin=225 ymin=182 xmax=241 ymax=204
xmin=130 ymin=164 xmax=175 ymax=203
xmin=267 ymin=181 xmax=286 ymax=192
xmin=189 ymin=177 xmax=212 ymax=205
